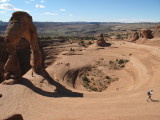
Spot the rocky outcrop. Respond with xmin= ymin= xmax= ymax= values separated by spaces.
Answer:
xmin=2 ymin=11 xmax=44 ymax=83
xmin=152 ymin=25 xmax=160 ymax=37
xmin=127 ymin=31 xmax=139 ymax=42
xmin=96 ymin=34 xmax=110 ymax=47
xmin=140 ymin=29 xmax=153 ymax=39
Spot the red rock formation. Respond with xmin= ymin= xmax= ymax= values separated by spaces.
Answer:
xmin=3 ymin=11 xmax=43 ymax=83
xmin=0 ymin=36 xmax=8 ymax=82
xmin=152 ymin=25 xmax=160 ymax=37
xmin=127 ymin=31 xmax=139 ymax=42
xmin=96 ymin=34 xmax=110 ymax=47
xmin=140 ymin=29 xmax=153 ymax=39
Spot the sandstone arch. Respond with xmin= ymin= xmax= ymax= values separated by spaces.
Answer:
xmin=3 ymin=11 xmax=43 ymax=81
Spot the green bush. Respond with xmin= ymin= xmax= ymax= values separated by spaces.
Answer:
xmin=70 ymin=48 xmax=75 ymax=51
xmin=118 ymin=59 xmax=125 ymax=64
xmin=82 ymin=75 xmax=90 ymax=83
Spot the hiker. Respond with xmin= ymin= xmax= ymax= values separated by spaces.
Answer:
xmin=147 ymin=90 xmax=153 ymax=101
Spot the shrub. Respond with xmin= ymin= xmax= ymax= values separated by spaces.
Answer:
xmin=88 ymin=41 xmax=93 ymax=45
xmin=118 ymin=59 xmax=125 ymax=64
xmin=109 ymin=59 xmax=129 ymax=70
xmin=70 ymin=48 xmax=75 ymax=51
xmin=105 ymin=76 xmax=111 ymax=79
xmin=82 ymin=75 xmax=90 ymax=83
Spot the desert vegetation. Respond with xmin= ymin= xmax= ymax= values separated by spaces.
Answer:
xmin=79 ymin=66 xmax=119 ymax=92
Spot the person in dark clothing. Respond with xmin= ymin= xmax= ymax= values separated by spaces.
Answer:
xmin=147 ymin=90 xmax=153 ymax=101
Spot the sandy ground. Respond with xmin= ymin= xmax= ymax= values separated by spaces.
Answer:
xmin=0 ymin=38 xmax=160 ymax=120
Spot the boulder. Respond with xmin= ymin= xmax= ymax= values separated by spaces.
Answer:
xmin=127 ymin=31 xmax=139 ymax=42
xmin=96 ymin=34 xmax=110 ymax=47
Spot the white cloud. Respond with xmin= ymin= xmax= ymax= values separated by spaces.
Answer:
xmin=0 ymin=11 xmax=6 ymax=14
xmin=44 ymin=12 xmax=58 ymax=15
xmin=111 ymin=19 xmax=159 ymax=23
xmin=35 ymin=4 xmax=45 ymax=8
xmin=59 ymin=9 xmax=66 ymax=12
xmin=24 ymin=10 xmax=30 ymax=13
xmin=0 ymin=0 xmax=9 ymax=3
xmin=41 ymin=0 xmax=45 ymax=3
xmin=0 ymin=3 xmax=23 ymax=11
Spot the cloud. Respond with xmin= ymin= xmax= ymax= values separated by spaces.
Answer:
xmin=24 ymin=10 xmax=30 ymax=13
xmin=0 ymin=3 xmax=23 ymax=11
xmin=41 ymin=0 xmax=45 ymax=3
xmin=0 ymin=0 xmax=9 ymax=2
xmin=44 ymin=12 xmax=58 ymax=15
xmin=59 ymin=9 xmax=66 ymax=12
xmin=35 ymin=4 xmax=45 ymax=8
xmin=0 ymin=10 xmax=6 ymax=14
xmin=111 ymin=19 xmax=159 ymax=23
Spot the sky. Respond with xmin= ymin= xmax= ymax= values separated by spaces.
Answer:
xmin=0 ymin=0 xmax=160 ymax=22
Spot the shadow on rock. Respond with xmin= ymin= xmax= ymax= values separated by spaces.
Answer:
xmin=147 ymin=98 xmax=160 ymax=102
xmin=20 ymin=69 xmax=83 ymax=98
xmin=151 ymin=99 xmax=160 ymax=102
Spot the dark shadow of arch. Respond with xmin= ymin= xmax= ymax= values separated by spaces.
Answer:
xmin=20 ymin=69 xmax=83 ymax=98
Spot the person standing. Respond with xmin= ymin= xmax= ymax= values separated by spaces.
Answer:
xmin=147 ymin=90 xmax=153 ymax=101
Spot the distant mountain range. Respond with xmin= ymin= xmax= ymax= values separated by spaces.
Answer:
xmin=0 ymin=21 xmax=159 ymax=37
